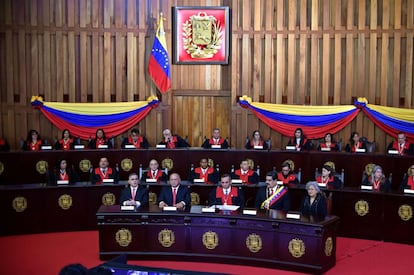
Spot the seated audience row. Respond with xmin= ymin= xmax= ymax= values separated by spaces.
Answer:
xmin=3 ymin=127 xmax=411 ymax=156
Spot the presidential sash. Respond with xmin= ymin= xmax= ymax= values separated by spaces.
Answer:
xmin=261 ymin=185 xmax=287 ymax=209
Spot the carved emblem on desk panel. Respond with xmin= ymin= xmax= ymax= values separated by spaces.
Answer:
xmin=246 ymin=158 xmax=254 ymax=170
xmin=202 ymin=231 xmax=218 ymax=249
xmin=162 ymin=158 xmax=173 ymax=171
xmin=36 ymin=160 xmax=48 ymax=174
xmin=158 ymin=229 xmax=175 ymax=247
xmin=116 ymin=228 xmax=132 ymax=247
xmin=121 ymin=158 xmax=133 ymax=172
xmin=325 ymin=237 xmax=333 ymax=256
xmin=0 ymin=161 xmax=4 ymax=175
xmin=102 ymin=192 xmax=115 ymax=206
xmin=79 ymin=159 xmax=91 ymax=172
xmin=58 ymin=194 xmax=72 ymax=210
xmin=190 ymin=192 xmax=200 ymax=205
xmin=246 ymin=233 xmax=262 ymax=253
xmin=355 ymin=200 xmax=369 ymax=216
xmin=12 ymin=196 xmax=27 ymax=212
xmin=288 ymin=238 xmax=305 ymax=258
xmin=283 ymin=159 xmax=295 ymax=171
xmin=149 ymin=192 xmax=157 ymax=205
xmin=398 ymin=204 xmax=413 ymax=221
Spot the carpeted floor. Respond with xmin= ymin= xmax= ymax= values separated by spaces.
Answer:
xmin=0 ymin=231 xmax=413 ymax=275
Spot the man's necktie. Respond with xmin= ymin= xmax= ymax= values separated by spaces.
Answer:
xmin=269 ymin=188 xmax=273 ymax=197
xmin=153 ymin=171 xmax=156 ymax=178
xmin=173 ymin=188 xmax=177 ymax=205
xmin=131 ymin=187 xmax=136 ymax=199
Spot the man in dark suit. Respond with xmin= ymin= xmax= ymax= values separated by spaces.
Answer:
xmin=208 ymin=174 xmax=244 ymax=207
xmin=120 ymin=173 xmax=149 ymax=207
xmin=158 ymin=173 xmax=190 ymax=210
xmin=255 ymin=171 xmax=290 ymax=211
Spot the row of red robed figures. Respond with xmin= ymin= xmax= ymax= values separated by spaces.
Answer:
xmin=3 ymin=127 xmax=413 ymax=156
xmin=47 ymin=155 xmax=414 ymax=195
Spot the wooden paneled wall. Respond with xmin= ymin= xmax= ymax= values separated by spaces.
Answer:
xmin=0 ymin=0 xmax=413 ymax=152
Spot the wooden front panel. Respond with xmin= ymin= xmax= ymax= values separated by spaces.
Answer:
xmin=0 ymin=0 xmax=413 ymax=152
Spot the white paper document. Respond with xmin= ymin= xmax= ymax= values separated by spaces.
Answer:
xmin=209 ymin=205 xmax=240 ymax=211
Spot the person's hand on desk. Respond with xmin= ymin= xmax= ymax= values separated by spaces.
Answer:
xmin=174 ymin=201 xmax=186 ymax=210
xmin=159 ymin=201 xmax=168 ymax=208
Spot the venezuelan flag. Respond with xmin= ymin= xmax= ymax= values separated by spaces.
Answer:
xmin=148 ymin=13 xmax=171 ymax=93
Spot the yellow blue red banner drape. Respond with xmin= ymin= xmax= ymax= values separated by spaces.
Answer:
xmin=31 ymin=96 xmax=159 ymax=139
xmin=239 ymin=96 xmax=414 ymax=141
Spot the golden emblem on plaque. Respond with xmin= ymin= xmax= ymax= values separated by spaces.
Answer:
xmin=161 ymin=158 xmax=173 ymax=171
xmin=324 ymin=161 xmax=336 ymax=172
xmin=0 ymin=161 xmax=4 ymax=175
xmin=102 ymin=192 xmax=115 ymax=206
xmin=158 ymin=229 xmax=175 ymax=248
xmin=288 ymin=238 xmax=305 ymax=258
xmin=246 ymin=158 xmax=255 ymax=170
xmin=208 ymin=158 xmax=214 ymax=168
xmin=202 ymin=231 xmax=218 ymax=250
xmin=283 ymin=159 xmax=295 ymax=171
xmin=182 ymin=12 xmax=223 ymax=58
xmin=190 ymin=192 xmax=200 ymax=205
xmin=58 ymin=194 xmax=73 ymax=210
xmin=355 ymin=200 xmax=369 ymax=216
xmin=116 ymin=228 xmax=132 ymax=247
xmin=36 ymin=160 xmax=48 ymax=174
xmin=246 ymin=233 xmax=262 ymax=253
xmin=365 ymin=163 xmax=375 ymax=176
xmin=12 ymin=196 xmax=27 ymax=212
xmin=79 ymin=159 xmax=91 ymax=173
xmin=325 ymin=237 xmax=333 ymax=256
xmin=398 ymin=204 xmax=413 ymax=221
xmin=149 ymin=192 xmax=157 ymax=205
xmin=121 ymin=158 xmax=133 ymax=172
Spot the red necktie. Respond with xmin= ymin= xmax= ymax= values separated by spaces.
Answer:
xmin=172 ymin=188 xmax=177 ymax=205
xmin=131 ymin=188 xmax=136 ymax=199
